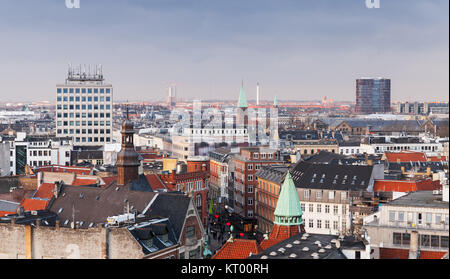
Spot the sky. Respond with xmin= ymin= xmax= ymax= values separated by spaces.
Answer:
xmin=0 ymin=0 xmax=448 ymax=103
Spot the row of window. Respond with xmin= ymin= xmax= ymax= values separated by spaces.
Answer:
xmin=29 ymin=150 xmax=51 ymax=157
xmin=57 ymin=88 xmax=111 ymax=94
xmin=307 ymin=219 xmax=346 ymax=230
xmin=57 ymin=129 xmax=110 ymax=134
xmin=57 ymin=104 xmax=111 ymax=110
xmin=389 ymin=211 xmax=449 ymax=225
xmin=302 ymin=203 xmax=348 ymax=215
xmin=304 ymin=190 xmax=348 ymax=200
xmin=72 ymin=137 xmax=111 ymax=143
xmin=57 ymin=112 xmax=111 ymax=119
xmin=57 ymin=120 xmax=111 ymax=127
xmin=252 ymin=152 xmax=277 ymax=159
xmin=57 ymin=96 xmax=111 ymax=102
xmin=393 ymin=233 xmax=448 ymax=249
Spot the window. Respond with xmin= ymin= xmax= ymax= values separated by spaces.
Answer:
xmin=340 ymin=192 xmax=347 ymax=200
xmin=328 ymin=191 xmax=335 ymax=200
xmin=304 ymin=190 xmax=310 ymax=199
xmin=248 ymin=186 xmax=253 ymax=193
xmin=333 ymin=221 xmax=338 ymax=230
xmin=325 ymin=220 xmax=330 ymax=229
xmin=248 ymin=175 xmax=253 ymax=181
xmin=398 ymin=211 xmax=404 ymax=222
xmin=417 ymin=213 xmax=423 ymax=225
xmin=301 ymin=204 xmax=305 ymax=212
xmin=248 ymin=198 xmax=253 ymax=206
xmin=402 ymin=233 xmax=410 ymax=245
xmin=421 ymin=235 xmax=430 ymax=247
xmin=316 ymin=190 xmax=323 ymax=200
xmin=316 ymin=220 xmax=322 ymax=229
xmin=389 ymin=211 xmax=396 ymax=222
xmin=426 ymin=213 xmax=432 ymax=224
xmin=248 ymin=210 xmax=253 ymax=218
xmin=309 ymin=219 xmax=314 ymax=228
xmin=393 ymin=233 xmax=402 ymax=245
xmin=247 ymin=164 xmax=253 ymax=170
xmin=431 ymin=235 xmax=439 ymax=248
xmin=325 ymin=205 xmax=330 ymax=214
xmin=441 ymin=236 xmax=449 ymax=248
xmin=333 ymin=205 xmax=339 ymax=215
xmin=435 ymin=214 xmax=442 ymax=224
xmin=186 ymin=226 xmax=195 ymax=238
xmin=309 ymin=204 xmax=314 ymax=212
xmin=316 ymin=204 xmax=321 ymax=213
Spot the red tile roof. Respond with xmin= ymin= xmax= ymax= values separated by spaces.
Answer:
xmin=145 ymin=174 xmax=167 ymax=190
xmin=212 ymin=239 xmax=262 ymax=259
xmin=101 ymin=176 xmax=117 ymax=188
xmin=35 ymin=165 xmax=93 ymax=175
xmin=380 ymin=248 xmax=447 ymax=259
xmin=373 ymin=179 xmax=441 ymax=192
xmin=0 ymin=211 xmax=16 ymax=217
xmin=259 ymin=239 xmax=281 ymax=251
xmin=33 ymin=183 xmax=55 ymax=199
xmin=20 ymin=198 xmax=50 ymax=211
xmin=71 ymin=178 xmax=98 ymax=186
xmin=385 ymin=152 xmax=427 ymax=163
xmin=428 ymin=155 xmax=449 ymax=162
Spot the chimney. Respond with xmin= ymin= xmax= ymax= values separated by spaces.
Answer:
xmin=55 ymin=220 xmax=60 ymax=229
xmin=426 ymin=167 xmax=431 ymax=176
xmin=408 ymin=231 xmax=419 ymax=259
xmin=54 ymin=182 xmax=59 ymax=198
xmin=401 ymin=166 xmax=405 ymax=174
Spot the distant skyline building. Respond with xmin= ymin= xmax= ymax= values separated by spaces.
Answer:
xmin=355 ymin=78 xmax=391 ymax=114
xmin=56 ymin=64 xmax=113 ymax=146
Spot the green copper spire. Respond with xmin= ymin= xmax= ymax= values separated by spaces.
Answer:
xmin=237 ymin=82 xmax=248 ymax=108
xmin=273 ymin=95 xmax=278 ymax=107
xmin=273 ymin=172 xmax=303 ymax=226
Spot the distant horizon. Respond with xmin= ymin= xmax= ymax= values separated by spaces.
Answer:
xmin=0 ymin=0 xmax=448 ymax=103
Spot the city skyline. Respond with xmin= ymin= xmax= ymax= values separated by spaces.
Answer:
xmin=0 ymin=0 xmax=448 ymax=103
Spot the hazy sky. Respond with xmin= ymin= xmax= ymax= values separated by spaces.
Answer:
xmin=0 ymin=0 xmax=448 ymax=102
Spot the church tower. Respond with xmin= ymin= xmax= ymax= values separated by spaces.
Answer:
xmin=268 ymin=171 xmax=305 ymax=240
xmin=116 ymin=106 xmax=140 ymax=185
xmin=236 ymin=81 xmax=248 ymax=130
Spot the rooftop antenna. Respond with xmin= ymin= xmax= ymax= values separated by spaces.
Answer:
xmin=126 ymin=101 xmax=129 ymax=120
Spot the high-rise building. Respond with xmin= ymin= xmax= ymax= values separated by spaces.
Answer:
xmin=56 ymin=65 xmax=113 ymax=146
xmin=355 ymin=78 xmax=391 ymax=114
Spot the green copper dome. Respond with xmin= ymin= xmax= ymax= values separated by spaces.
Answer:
xmin=273 ymin=172 xmax=303 ymax=226
xmin=237 ymin=84 xmax=248 ymax=108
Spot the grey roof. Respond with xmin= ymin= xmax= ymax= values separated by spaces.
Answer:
xmin=0 ymin=177 xmax=19 ymax=194
xmin=386 ymin=191 xmax=449 ymax=209
xmin=248 ymin=233 xmax=346 ymax=259
xmin=0 ymin=200 xmax=19 ymax=212
xmin=304 ymin=151 xmax=348 ymax=164
xmin=255 ymin=165 xmax=289 ymax=184
xmin=290 ymin=161 xmax=373 ymax=191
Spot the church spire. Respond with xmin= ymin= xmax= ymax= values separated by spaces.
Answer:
xmin=237 ymin=81 xmax=248 ymax=108
xmin=273 ymin=172 xmax=303 ymax=226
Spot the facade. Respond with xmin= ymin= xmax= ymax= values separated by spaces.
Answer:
xmin=233 ymin=147 xmax=282 ymax=219
xmin=290 ymin=161 xmax=384 ymax=235
xmin=293 ymin=139 xmax=339 ymax=156
xmin=209 ymin=148 xmax=232 ymax=201
xmin=56 ymin=65 xmax=113 ymax=146
xmin=255 ymin=165 xmax=289 ymax=234
xmin=363 ymin=190 xmax=449 ymax=259
xmin=355 ymin=78 xmax=391 ymax=114
xmin=2 ymin=132 xmax=73 ymax=175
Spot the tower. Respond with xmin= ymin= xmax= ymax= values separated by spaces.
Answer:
xmin=256 ymin=82 xmax=260 ymax=106
xmin=268 ymin=171 xmax=305 ymax=240
xmin=237 ymin=81 xmax=248 ymax=129
xmin=116 ymin=106 xmax=140 ymax=185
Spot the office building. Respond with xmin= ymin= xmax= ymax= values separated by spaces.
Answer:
xmin=355 ymin=78 xmax=391 ymax=114
xmin=56 ymin=65 xmax=113 ymax=146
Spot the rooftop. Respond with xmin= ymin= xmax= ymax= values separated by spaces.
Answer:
xmin=386 ymin=191 xmax=448 ymax=209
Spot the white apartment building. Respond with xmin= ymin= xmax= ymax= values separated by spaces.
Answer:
xmin=363 ymin=188 xmax=449 ymax=259
xmin=291 ymin=161 xmax=384 ymax=236
xmin=2 ymin=132 xmax=73 ymax=175
xmin=56 ymin=65 xmax=113 ymax=146
xmin=360 ymin=137 xmax=444 ymax=156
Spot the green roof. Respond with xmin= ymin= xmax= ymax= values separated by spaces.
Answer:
xmin=237 ymin=84 xmax=248 ymax=108
xmin=273 ymin=172 xmax=303 ymax=226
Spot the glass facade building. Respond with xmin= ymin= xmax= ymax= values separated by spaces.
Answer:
xmin=355 ymin=78 xmax=391 ymax=114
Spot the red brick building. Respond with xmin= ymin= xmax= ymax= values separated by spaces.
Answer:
xmin=159 ymin=159 xmax=210 ymax=227
xmin=233 ymin=147 xmax=282 ymax=219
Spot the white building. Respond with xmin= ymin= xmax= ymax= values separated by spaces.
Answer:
xmin=363 ymin=189 xmax=449 ymax=259
xmin=2 ymin=132 xmax=73 ymax=175
xmin=56 ymin=65 xmax=113 ymax=146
